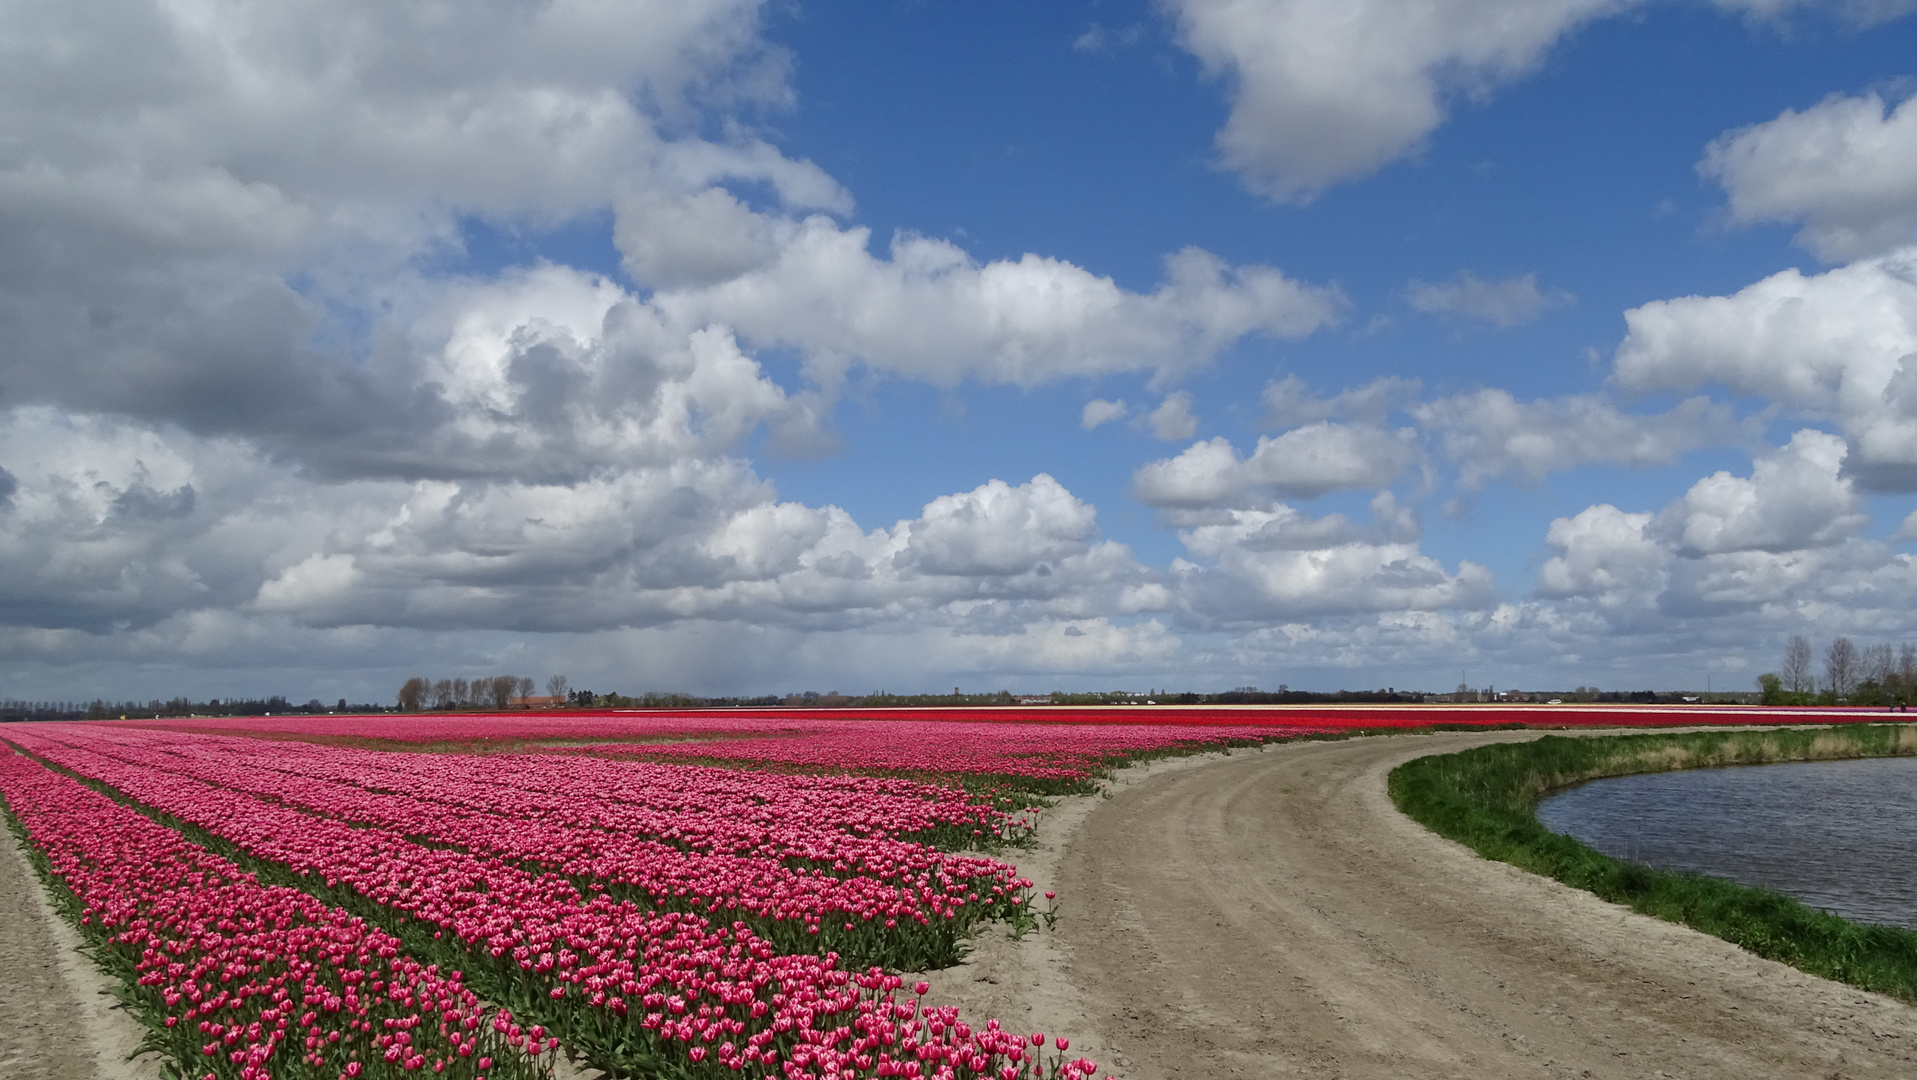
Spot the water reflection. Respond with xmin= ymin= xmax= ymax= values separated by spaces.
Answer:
xmin=1535 ymin=756 xmax=1917 ymax=930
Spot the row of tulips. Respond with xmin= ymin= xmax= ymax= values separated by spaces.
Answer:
xmin=138 ymin=712 xmax=1298 ymax=787
xmin=22 ymin=726 xmax=1035 ymax=970
xmin=564 ymin=718 xmax=1292 ymax=788
xmin=122 ymin=726 xmax=1037 ymax=857
xmin=6 ymin=728 xmax=1109 ymax=1080
xmin=133 ymin=702 xmax=1883 ymax=760
xmin=0 ymin=744 xmax=548 ymax=1080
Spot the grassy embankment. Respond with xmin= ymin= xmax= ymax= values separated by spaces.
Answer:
xmin=1388 ymin=723 xmax=1917 ymax=1001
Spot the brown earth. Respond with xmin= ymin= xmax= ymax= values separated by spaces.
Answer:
xmin=927 ymin=729 xmax=1917 ymax=1080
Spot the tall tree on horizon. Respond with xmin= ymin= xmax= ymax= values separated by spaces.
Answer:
xmin=396 ymin=677 xmax=428 ymax=712
xmin=1824 ymin=636 xmax=1858 ymax=698
xmin=1782 ymin=635 xmax=1814 ymax=694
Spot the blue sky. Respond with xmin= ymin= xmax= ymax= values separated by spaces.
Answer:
xmin=5 ymin=0 xmax=1917 ymax=700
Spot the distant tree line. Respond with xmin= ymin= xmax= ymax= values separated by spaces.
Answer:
xmin=0 ymin=700 xmax=90 ymax=722
xmin=1111 ymin=687 xmax=1425 ymax=705
xmin=435 ymin=684 xmax=1451 ymax=709
xmin=1758 ymin=634 xmax=1916 ymax=706
xmin=1 ymin=696 xmax=388 ymax=722
xmin=395 ymin=675 xmax=540 ymax=712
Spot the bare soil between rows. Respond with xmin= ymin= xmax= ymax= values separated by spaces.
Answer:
xmin=8 ymin=729 xmax=1917 ymax=1078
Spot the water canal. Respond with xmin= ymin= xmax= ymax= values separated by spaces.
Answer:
xmin=1536 ymin=755 xmax=1917 ymax=930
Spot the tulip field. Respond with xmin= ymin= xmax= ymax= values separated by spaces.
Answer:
xmin=0 ymin=703 xmax=1898 ymax=1080
xmin=0 ymin=717 xmax=1175 ymax=1080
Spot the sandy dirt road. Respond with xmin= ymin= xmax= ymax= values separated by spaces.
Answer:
xmin=1039 ymin=731 xmax=1917 ymax=1080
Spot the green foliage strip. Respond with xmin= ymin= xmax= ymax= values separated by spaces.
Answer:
xmin=1388 ymin=724 xmax=1917 ymax=1001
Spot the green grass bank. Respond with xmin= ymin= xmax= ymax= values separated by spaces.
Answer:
xmin=1388 ymin=723 xmax=1917 ymax=1002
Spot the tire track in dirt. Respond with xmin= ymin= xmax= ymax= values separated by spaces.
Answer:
xmin=1056 ymin=731 xmax=1917 ymax=1079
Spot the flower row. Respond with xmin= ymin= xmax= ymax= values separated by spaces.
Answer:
xmin=0 ymin=745 xmax=543 ymax=1080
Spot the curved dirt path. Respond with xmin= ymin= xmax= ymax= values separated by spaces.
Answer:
xmin=1040 ymin=731 xmax=1917 ymax=1079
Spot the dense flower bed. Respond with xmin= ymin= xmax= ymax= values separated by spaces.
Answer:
xmin=559 ymin=718 xmax=1293 ymax=784
xmin=19 ymin=725 xmax=1036 ymax=969
xmin=0 ymin=746 xmax=542 ymax=1080
xmin=3 ymin=726 xmax=1108 ymax=1079
xmin=126 ymin=702 xmax=1894 ymax=760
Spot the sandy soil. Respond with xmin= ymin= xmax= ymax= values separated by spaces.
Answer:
xmin=926 ymin=730 xmax=1917 ymax=1079
xmin=0 ymin=822 xmax=162 ymax=1080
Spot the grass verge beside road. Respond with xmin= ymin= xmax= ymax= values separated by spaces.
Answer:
xmin=1388 ymin=724 xmax=1917 ymax=1002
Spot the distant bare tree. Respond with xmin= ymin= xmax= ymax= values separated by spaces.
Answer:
xmin=1900 ymin=644 xmax=1917 ymax=695
xmin=1862 ymin=643 xmax=1896 ymax=689
xmin=515 ymin=675 xmax=534 ymax=703
xmin=1782 ymin=635 xmax=1813 ymax=694
xmin=397 ymin=677 xmax=429 ymax=712
xmin=450 ymin=678 xmax=469 ymax=708
xmin=431 ymin=678 xmax=454 ymax=709
xmin=487 ymin=675 xmax=517 ymax=710
xmin=1825 ymin=636 xmax=1858 ymax=697
xmin=547 ymin=674 xmax=569 ymax=702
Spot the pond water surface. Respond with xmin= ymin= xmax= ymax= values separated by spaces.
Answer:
xmin=1535 ymin=755 xmax=1917 ymax=930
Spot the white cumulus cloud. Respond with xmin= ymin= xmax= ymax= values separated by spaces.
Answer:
xmin=1534 ymin=430 xmax=1893 ymax=630
xmin=649 ymin=234 xmax=1345 ymax=388
xmin=1261 ymin=375 xmax=1422 ymax=428
xmin=1652 ymin=429 xmax=1866 ymax=555
xmin=1169 ymin=494 xmax=1494 ymax=625
xmin=1143 ymin=392 xmax=1200 ymax=441
xmin=1413 ymin=390 xmax=1748 ymax=487
xmin=1081 ymin=399 xmax=1129 ymax=430
xmin=1163 ymin=0 xmax=1628 ymax=201
xmin=0 ymin=0 xmax=1347 ymax=490
xmin=1405 ymin=271 xmax=1573 ymax=327
xmin=1537 ymin=505 xmax=1668 ymax=603
xmin=896 ymin=475 xmax=1100 ymax=577
xmin=1133 ymin=425 xmax=1421 ymax=509
xmin=1702 ymin=91 xmax=1917 ymax=261
xmin=1613 ymin=248 xmax=1917 ymax=489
